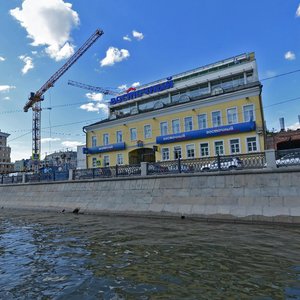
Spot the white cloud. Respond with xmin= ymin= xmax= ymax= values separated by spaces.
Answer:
xmin=296 ymin=4 xmax=300 ymax=17
xmin=118 ymin=82 xmax=140 ymax=91
xmin=287 ymin=122 xmax=300 ymax=130
xmin=10 ymin=0 xmax=79 ymax=61
xmin=132 ymin=82 xmax=140 ymax=88
xmin=61 ymin=140 xmax=82 ymax=149
xmin=285 ymin=51 xmax=296 ymax=60
xmin=41 ymin=137 xmax=61 ymax=143
xmin=31 ymin=51 xmax=38 ymax=55
xmin=0 ymin=56 xmax=5 ymax=61
xmin=86 ymin=92 xmax=104 ymax=102
xmin=0 ymin=85 xmax=16 ymax=92
xmin=45 ymin=42 xmax=75 ymax=61
xmin=19 ymin=55 xmax=34 ymax=74
xmin=3 ymin=96 xmax=10 ymax=100
xmin=123 ymin=35 xmax=132 ymax=42
xmin=118 ymin=84 xmax=128 ymax=91
xmin=132 ymin=30 xmax=144 ymax=41
xmin=80 ymin=102 xmax=108 ymax=114
xmin=100 ymin=47 xmax=130 ymax=67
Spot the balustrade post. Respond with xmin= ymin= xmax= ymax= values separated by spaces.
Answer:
xmin=265 ymin=149 xmax=277 ymax=169
xmin=217 ymin=154 xmax=221 ymax=170
xmin=178 ymin=158 xmax=182 ymax=173
xmin=141 ymin=162 xmax=148 ymax=176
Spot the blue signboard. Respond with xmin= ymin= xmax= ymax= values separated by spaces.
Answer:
xmin=83 ymin=142 xmax=126 ymax=154
xmin=156 ymin=121 xmax=256 ymax=144
xmin=110 ymin=77 xmax=174 ymax=105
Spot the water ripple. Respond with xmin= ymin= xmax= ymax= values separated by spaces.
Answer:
xmin=0 ymin=210 xmax=300 ymax=299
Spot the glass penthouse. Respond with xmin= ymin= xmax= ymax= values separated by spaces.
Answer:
xmin=83 ymin=52 xmax=265 ymax=168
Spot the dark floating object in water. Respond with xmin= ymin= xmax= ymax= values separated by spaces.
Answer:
xmin=61 ymin=209 xmax=65 ymax=213
xmin=73 ymin=208 xmax=80 ymax=214
xmin=181 ymin=215 xmax=185 ymax=219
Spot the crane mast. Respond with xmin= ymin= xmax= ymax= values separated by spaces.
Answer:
xmin=23 ymin=29 xmax=104 ymax=172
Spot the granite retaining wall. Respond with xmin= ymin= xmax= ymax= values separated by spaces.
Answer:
xmin=1 ymin=168 xmax=300 ymax=224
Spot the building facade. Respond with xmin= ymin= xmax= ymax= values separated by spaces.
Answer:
xmin=0 ymin=130 xmax=13 ymax=173
xmin=83 ymin=52 xmax=265 ymax=168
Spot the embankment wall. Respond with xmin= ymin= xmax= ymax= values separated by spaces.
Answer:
xmin=1 ymin=168 xmax=300 ymax=223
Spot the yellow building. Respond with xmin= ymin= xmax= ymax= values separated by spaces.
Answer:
xmin=83 ymin=52 xmax=265 ymax=168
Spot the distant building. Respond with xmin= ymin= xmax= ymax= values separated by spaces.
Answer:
xmin=0 ymin=130 xmax=13 ymax=174
xmin=43 ymin=150 xmax=77 ymax=170
xmin=14 ymin=159 xmax=29 ymax=172
xmin=76 ymin=145 xmax=86 ymax=169
xmin=266 ymin=129 xmax=300 ymax=150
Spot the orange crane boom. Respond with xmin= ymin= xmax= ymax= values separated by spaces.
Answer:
xmin=23 ymin=29 xmax=104 ymax=172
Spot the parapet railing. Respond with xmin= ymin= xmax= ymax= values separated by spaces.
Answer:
xmin=0 ymin=153 xmax=270 ymax=185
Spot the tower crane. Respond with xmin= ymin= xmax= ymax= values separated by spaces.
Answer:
xmin=23 ymin=29 xmax=104 ymax=172
xmin=68 ymin=80 xmax=118 ymax=96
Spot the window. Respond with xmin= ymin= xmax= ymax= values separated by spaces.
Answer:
xmin=174 ymin=146 xmax=182 ymax=159
xmin=116 ymin=131 xmax=123 ymax=143
xmin=144 ymin=125 xmax=152 ymax=139
xmin=184 ymin=117 xmax=193 ymax=131
xmin=200 ymin=143 xmax=209 ymax=157
xmin=160 ymin=122 xmax=168 ymax=135
xmin=92 ymin=136 xmax=97 ymax=147
xmin=230 ymin=139 xmax=240 ymax=154
xmin=227 ymin=108 xmax=237 ymax=124
xmin=161 ymin=148 xmax=170 ymax=161
xmin=198 ymin=114 xmax=207 ymax=129
xmin=130 ymin=128 xmax=137 ymax=141
xmin=243 ymin=104 xmax=254 ymax=122
xmin=247 ymin=137 xmax=257 ymax=152
xmin=92 ymin=157 xmax=97 ymax=168
xmin=103 ymin=133 xmax=109 ymax=145
xmin=186 ymin=144 xmax=195 ymax=159
xmin=212 ymin=111 xmax=222 ymax=127
xmin=103 ymin=155 xmax=110 ymax=166
xmin=117 ymin=153 xmax=124 ymax=165
xmin=172 ymin=119 xmax=180 ymax=134
xmin=214 ymin=141 xmax=224 ymax=155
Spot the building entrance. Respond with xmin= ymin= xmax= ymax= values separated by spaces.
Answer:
xmin=128 ymin=148 xmax=155 ymax=165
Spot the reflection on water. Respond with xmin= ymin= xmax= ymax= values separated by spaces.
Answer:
xmin=0 ymin=210 xmax=300 ymax=299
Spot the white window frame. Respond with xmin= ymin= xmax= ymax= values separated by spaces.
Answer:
xmin=200 ymin=142 xmax=210 ymax=157
xmin=172 ymin=119 xmax=181 ymax=134
xmin=116 ymin=130 xmax=123 ymax=143
xmin=130 ymin=128 xmax=137 ymax=141
xmin=214 ymin=140 xmax=225 ymax=156
xmin=117 ymin=153 xmax=124 ymax=165
xmin=211 ymin=110 xmax=222 ymax=127
xmin=229 ymin=138 xmax=241 ymax=154
xmin=144 ymin=124 xmax=152 ymax=139
xmin=246 ymin=136 xmax=259 ymax=153
xmin=184 ymin=116 xmax=193 ymax=132
xmin=198 ymin=113 xmax=207 ymax=130
xmin=161 ymin=147 xmax=170 ymax=161
xmin=160 ymin=121 xmax=168 ymax=136
xmin=103 ymin=133 xmax=109 ymax=146
xmin=103 ymin=155 xmax=110 ymax=166
xmin=91 ymin=136 xmax=97 ymax=147
xmin=173 ymin=145 xmax=182 ymax=159
xmin=227 ymin=107 xmax=238 ymax=125
xmin=186 ymin=144 xmax=195 ymax=159
xmin=243 ymin=104 xmax=255 ymax=122
xmin=92 ymin=157 xmax=97 ymax=168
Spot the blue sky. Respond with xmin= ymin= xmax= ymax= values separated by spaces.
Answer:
xmin=1 ymin=0 xmax=300 ymax=161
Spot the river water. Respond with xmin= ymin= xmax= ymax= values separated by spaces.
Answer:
xmin=0 ymin=210 xmax=300 ymax=299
